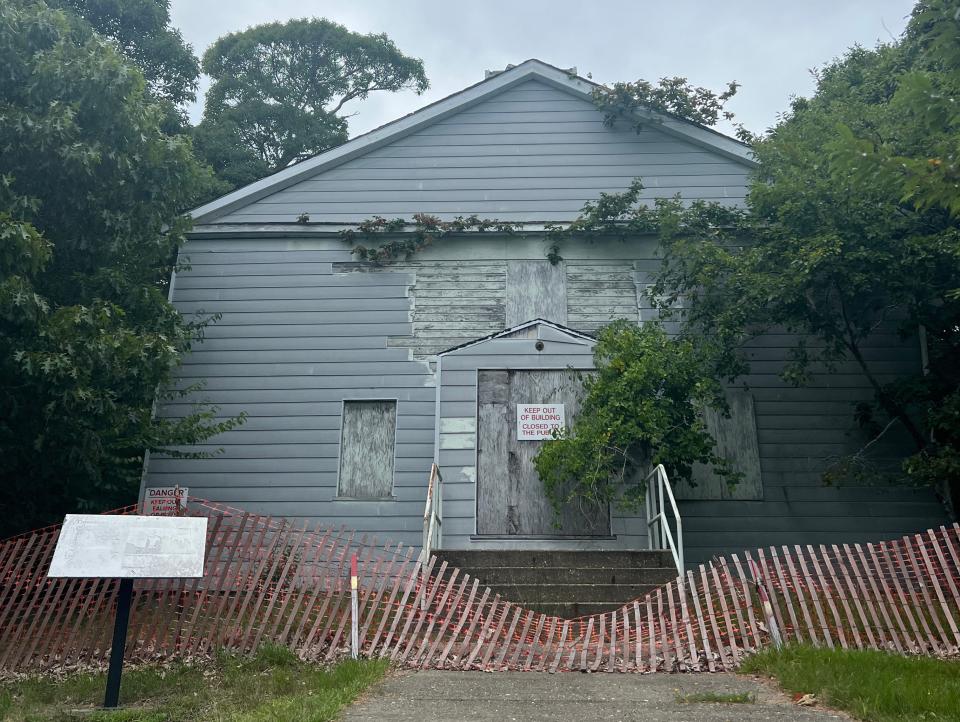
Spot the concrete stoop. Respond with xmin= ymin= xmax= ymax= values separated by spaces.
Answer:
xmin=432 ymin=550 xmax=679 ymax=618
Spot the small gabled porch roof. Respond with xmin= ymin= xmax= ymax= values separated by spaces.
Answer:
xmin=437 ymin=319 xmax=595 ymax=357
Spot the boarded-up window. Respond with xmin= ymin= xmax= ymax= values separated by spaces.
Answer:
xmin=338 ymin=400 xmax=397 ymax=498
xmin=506 ymin=260 xmax=567 ymax=326
xmin=674 ymin=389 xmax=763 ymax=500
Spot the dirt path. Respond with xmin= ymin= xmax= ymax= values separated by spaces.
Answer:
xmin=341 ymin=670 xmax=848 ymax=721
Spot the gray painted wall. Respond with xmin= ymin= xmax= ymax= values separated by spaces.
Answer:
xmin=214 ymin=79 xmax=750 ymax=225
xmin=144 ymin=74 xmax=947 ymax=564
xmin=146 ymin=235 xmax=947 ymax=563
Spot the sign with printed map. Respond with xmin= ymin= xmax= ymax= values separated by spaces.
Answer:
xmin=48 ymin=514 xmax=207 ymax=579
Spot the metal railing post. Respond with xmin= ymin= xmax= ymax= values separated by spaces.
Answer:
xmin=645 ymin=464 xmax=684 ymax=577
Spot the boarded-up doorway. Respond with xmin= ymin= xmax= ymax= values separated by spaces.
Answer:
xmin=476 ymin=369 xmax=610 ymax=536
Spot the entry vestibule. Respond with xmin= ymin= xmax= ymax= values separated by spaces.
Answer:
xmin=434 ymin=320 xmax=650 ymax=551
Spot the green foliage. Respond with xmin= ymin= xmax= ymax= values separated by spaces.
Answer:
xmin=47 ymin=0 xmax=200 ymax=129
xmin=0 ymin=0 xmax=241 ymax=537
xmin=341 ymin=213 xmax=522 ymax=262
xmin=563 ymin=5 xmax=960 ymax=504
xmin=196 ymin=17 xmax=428 ymax=188
xmin=592 ymin=75 xmax=748 ymax=141
xmin=0 ymin=648 xmax=389 ymax=721
xmin=533 ymin=321 xmax=735 ymax=513
xmin=831 ymin=0 xmax=960 ymax=217
xmin=541 ymin=6 xmax=960 ymax=508
xmin=676 ymin=692 xmax=755 ymax=704
xmin=741 ymin=7 xmax=959 ymax=499
xmin=191 ymin=114 xmax=270 ymax=190
xmin=740 ymin=645 xmax=960 ymax=722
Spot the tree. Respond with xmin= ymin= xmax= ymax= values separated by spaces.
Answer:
xmin=195 ymin=18 xmax=428 ymax=189
xmin=825 ymin=0 xmax=960 ymax=501
xmin=592 ymin=75 xmax=745 ymax=140
xmin=550 ymin=2 xmax=960 ymax=510
xmin=533 ymin=321 xmax=735 ymax=514
xmin=540 ymin=4 xmax=960 ymax=512
xmin=47 ymin=0 xmax=200 ymax=129
xmin=0 ymin=1 xmax=240 ymax=537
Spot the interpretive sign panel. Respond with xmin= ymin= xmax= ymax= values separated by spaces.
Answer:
xmin=48 ymin=514 xmax=207 ymax=579
xmin=516 ymin=403 xmax=565 ymax=441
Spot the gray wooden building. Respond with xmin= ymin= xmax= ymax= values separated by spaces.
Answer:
xmin=142 ymin=60 xmax=947 ymax=565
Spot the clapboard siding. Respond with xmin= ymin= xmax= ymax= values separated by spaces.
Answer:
xmin=215 ymin=80 xmax=750 ymax=225
xmin=433 ymin=322 xmax=651 ymax=550
xmin=145 ymin=67 xmax=946 ymax=562
xmin=143 ymin=234 xmax=947 ymax=561
xmin=143 ymin=241 xmax=437 ymax=547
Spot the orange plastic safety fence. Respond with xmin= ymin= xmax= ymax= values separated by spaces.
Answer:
xmin=0 ymin=501 xmax=957 ymax=674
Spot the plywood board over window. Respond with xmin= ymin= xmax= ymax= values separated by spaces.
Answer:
xmin=674 ymin=388 xmax=763 ymax=500
xmin=506 ymin=260 xmax=567 ymax=327
xmin=476 ymin=369 xmax=609 ymax=536
xmin=338 ymin=400 xmax=397 ymax=498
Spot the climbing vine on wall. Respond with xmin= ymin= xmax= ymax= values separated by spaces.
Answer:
xmin=543 ymin=179 xmax=747 ymax=265
xmin=589 ymin=76 xmax=751 ymax=142
xmin=340 ymin=213 xmax=522 ymax=262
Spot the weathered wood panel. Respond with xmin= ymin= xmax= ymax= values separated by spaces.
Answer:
xmin=477 ymin=371 xmax=511 ymax=536
xmin=476 ymin=369 xmax=608 ymax=536
xmin=338 ymin=401 xmax=397 ymax=498
xmin=334 ymin=259 xmax=506 ymax=358
xmin=676 ymin=389 xmax=763 ymax=500
xmin=566 ymin=261 xmax=639 ymax=332
xmin=506 ymin=260 xmax=568 ymax=326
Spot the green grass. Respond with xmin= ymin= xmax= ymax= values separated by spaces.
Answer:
xmin=740 ymin=645 xmax=960 ymax=722
xmin=0 ymin=645 xmax=389 ymax=722
xmin=676 ymin=691 xmax=755 ymax=704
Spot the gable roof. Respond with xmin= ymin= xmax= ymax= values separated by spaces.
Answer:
xmin=189 ymin=59 xmax=756 ymax=227
xmin=437 ymin=318 xmax=595 ymax=357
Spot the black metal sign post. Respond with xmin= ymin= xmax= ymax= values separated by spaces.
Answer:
xmin=103 ymin=577 xmax=134 ymax=708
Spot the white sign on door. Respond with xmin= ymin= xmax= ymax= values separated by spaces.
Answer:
xmin=516 ymin=404 xmax=565 ymax=441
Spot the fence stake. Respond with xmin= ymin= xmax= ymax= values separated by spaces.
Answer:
xmin=350 ymin=554 xmax=359 ymax=659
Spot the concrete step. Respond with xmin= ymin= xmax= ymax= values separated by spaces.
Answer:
xmin=431 ymin=549 xmax=678 ymax=619
xmin=434 ymin=549 xmax=674 ymax=569
xmin=436 ymin=565 xmax=677 ymax=586
xmin=478 ymin=583 xmax=663 ymax=604
xmin=518 ymin=601 xmax=640 ymax=618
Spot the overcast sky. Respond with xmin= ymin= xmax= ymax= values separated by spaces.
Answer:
xmin=170 ymin=0 xmax=915 ymax=139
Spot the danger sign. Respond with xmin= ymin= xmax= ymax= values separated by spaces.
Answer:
xmin=516 ymin=404 xmax=565 ymax=441
xmin=143 ymin=486 xmax=188 ymax=516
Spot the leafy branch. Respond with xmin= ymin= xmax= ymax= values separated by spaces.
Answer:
xmin=341 ymin=213 xmax=522 ymax=262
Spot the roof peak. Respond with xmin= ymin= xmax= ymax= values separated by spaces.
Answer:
xmin=485 ymin=62 xmax=576 ymax=80
xmin=187 ymin=59 xmax=755 ymax=226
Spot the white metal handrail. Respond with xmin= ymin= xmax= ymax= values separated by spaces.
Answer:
xmin=420 ymin=463 xmax=442 ymax=563
xmin=644 ymin=464 xmax=684 ymax=576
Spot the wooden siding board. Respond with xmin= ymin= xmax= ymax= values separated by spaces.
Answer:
xmin=143 ymin=74 xmax=945 ymax=557
xmin=216 ymin=79 xmax=749 ymax=225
